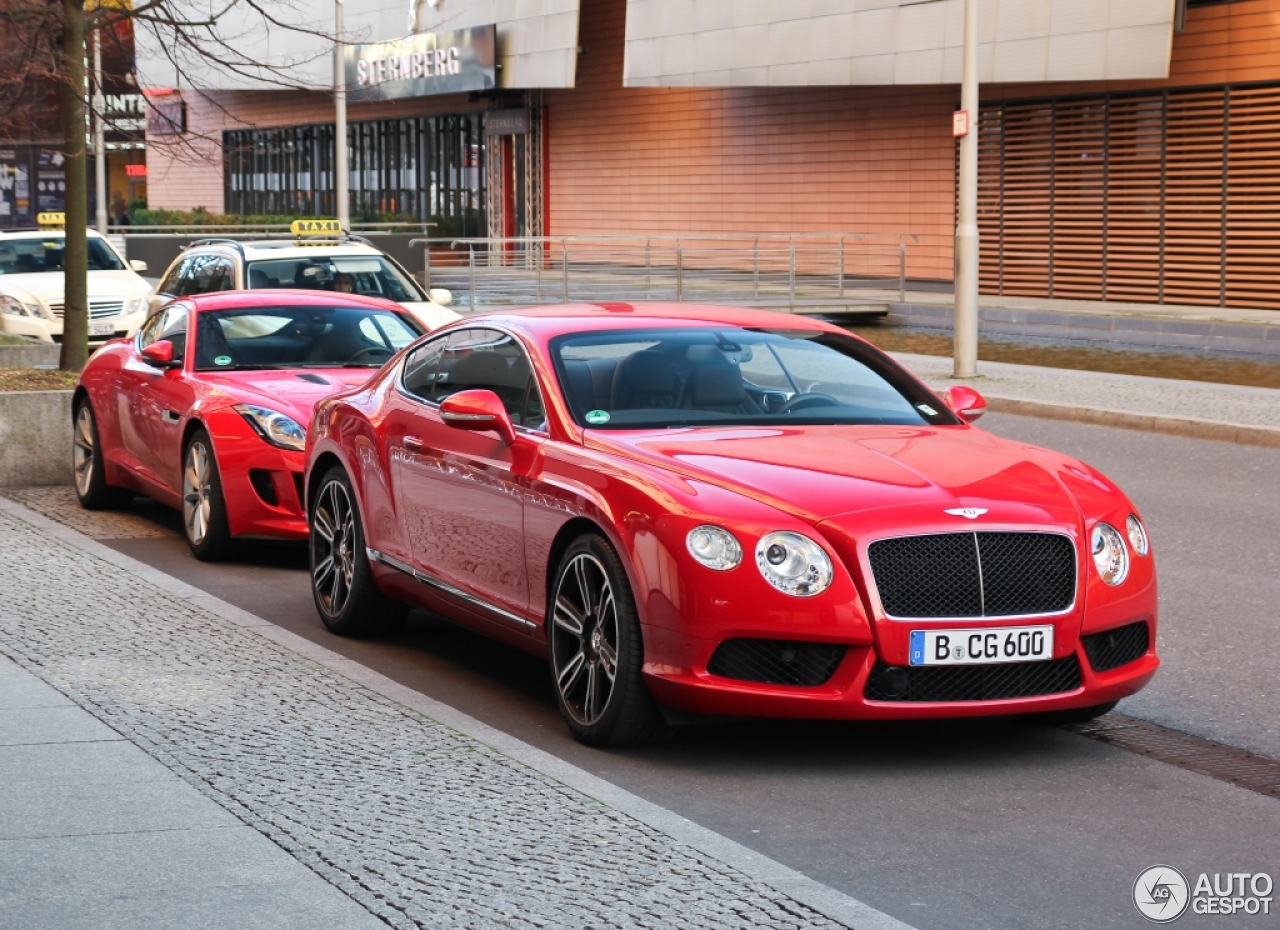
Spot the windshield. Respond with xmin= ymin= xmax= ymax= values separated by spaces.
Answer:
xmin=551 ymin=327 xmax=959 ymax=429
xmin=245 ymin=256 xmax=425 ymax=302
xmin=194 ymin=305 xmax=424 ymax=370
xmin=0 ymin=236 xmax=125 ymax=274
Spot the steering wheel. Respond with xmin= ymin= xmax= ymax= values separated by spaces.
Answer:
xmin=346 ymin=346 xmax=395 ymax=364
xmin=779 ymin=392 xmax=843 ymax=415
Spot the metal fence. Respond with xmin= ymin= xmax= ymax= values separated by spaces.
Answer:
xmin=410 ymin=234 xmax=917 ymax=311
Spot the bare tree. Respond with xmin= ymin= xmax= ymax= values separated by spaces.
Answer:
xmin=0 ymin=0 xmax=335 ymax=371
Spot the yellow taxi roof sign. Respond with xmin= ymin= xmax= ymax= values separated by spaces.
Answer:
xmin=291 ymin=219 xmax=343 ymax=236
xmin=37 ymin=212 xmax=66 ymax=227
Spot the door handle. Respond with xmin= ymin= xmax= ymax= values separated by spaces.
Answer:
xmin=403 ymin=435 xmax=426 ymax=453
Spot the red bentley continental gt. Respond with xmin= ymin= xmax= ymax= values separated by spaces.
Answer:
xmin=304 ymin=303 xmax=1158 ymax=746
xmin=73 ymin=290 xmax=426 ymax=559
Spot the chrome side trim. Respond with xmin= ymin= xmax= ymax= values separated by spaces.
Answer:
xmin=366 ymin=547 xmax=536 ymax=629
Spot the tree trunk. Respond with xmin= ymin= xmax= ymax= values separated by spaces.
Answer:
xmin=58 ymin=0 xmax=88 ymax=372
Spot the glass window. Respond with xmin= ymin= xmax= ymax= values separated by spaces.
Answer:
xmin=0 ymin=236 xmax=124 ymax=274
xmin=245 ymin=255 xmax=424 ymax=302
xmin=183 ymin=254 xmax=236 ymax=296
xmin=551 ymin=327 xmax=959 ymax=429
xmin=434 ymin=328 xmax=544 ymax=428
xmin=401 ymin=335 xmax=449 ymax=401
xmin=157 ymin=256 xmax=190 ymax=296
xmin=141 ymin=304 xmax=190 ymax=360
xmin=193 ymin=304 xmax=424 ymax=371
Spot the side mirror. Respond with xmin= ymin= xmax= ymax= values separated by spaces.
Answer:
xmin=141 ymin=339 xmax=179 ymax=369
xmin=942 ymin=385 xmax=987 ymax=423
xmin=428 ymin=288 xmax=452 ymax=306
xmin=129 ymin=259 xmax=149 ymax=273
xmin=439 ymin=389 xmax=515 ymax=445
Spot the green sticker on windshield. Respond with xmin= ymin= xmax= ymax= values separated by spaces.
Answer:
xmin=585 ymin=409 xmax=610 ymax=426
xmin=214 ymin=355 xmax=232 ymax=367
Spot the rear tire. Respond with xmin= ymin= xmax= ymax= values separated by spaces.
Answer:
xmin=182 ymin=428 xmax=233 ymax=562
xmin=72 ymin=400 xmax=132 ymax=510
xmin=548 ymin=534 xmax=670 ymax=747
xmin=309 ymin=466 xmax=407 ymax=637
xmin=1040 ymin=700 xmax=1119 ymax=726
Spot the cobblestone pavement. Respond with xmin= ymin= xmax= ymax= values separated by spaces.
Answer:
xmin=894 ymin=352 xmax=1280 ymax=429
xmin=0 ymin=505 xmax=853 ymax=930
xmin=2 ymin=486 xmax=176 ymax=539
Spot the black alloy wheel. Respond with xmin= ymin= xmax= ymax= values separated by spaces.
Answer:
xmin=72 ymin=400 xmax=132 ymax=510
xmin=309 ymin=466 xmax=406 ymax=636
xmin=548 ymin=534 xmax=669 ymax=746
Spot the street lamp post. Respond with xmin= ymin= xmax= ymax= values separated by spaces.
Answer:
xmin=954 ymin=0 xmax=980 ymax=378
xmin=334 ymin=0 xmax=349 ymax=231
xmin=93 ymin=28 xmax=108 ymax=235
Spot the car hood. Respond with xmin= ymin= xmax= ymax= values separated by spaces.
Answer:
xmin=0 ymin=270 xmax=150 ymax=304
xmin=197 ymin=368 xmax=374 ymax=423
xmin=590 ymin=424 xmax=1083 ymax=524
xmin=401 ymin=300 xmax=462 ymax=331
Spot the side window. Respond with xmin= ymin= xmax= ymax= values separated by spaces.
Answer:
xmin=435 ymin=328 xmax=543 ymax=428
xmin=401 ymin=335 xmax=449 ymax=401
xmin=157 ymin=256 xmax=190 ymax=296
xmin=204 ymin=257 xmax=235 ymax=293
xmin=137 ymin=311 xmax=167 ymax=349
xmin=158 ymin=304 xmax=189 ymax=360
xmin=181 ymin=254 xmax=224 ymax=296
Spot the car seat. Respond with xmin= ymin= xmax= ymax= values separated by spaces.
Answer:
xmin=682 ymin=353 xmax=763 ymax=416
xmin=611 ymin=349 xmax=680 ymax=410
xmin=248 ymin=268 xmax=271 ymax=289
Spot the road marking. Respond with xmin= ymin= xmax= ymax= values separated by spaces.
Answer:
xmin=0 ymin=494 xmax=918 ymax=930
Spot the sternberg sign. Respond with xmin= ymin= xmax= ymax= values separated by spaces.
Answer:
xmin=344 ymin=24 xmax=496 ymax=102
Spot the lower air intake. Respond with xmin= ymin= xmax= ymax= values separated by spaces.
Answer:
xmin=864 ymin=655 xmax=1083 ymax=702
xmin=1082 ymin=621 xmax=1150 ymax=673
xmin=707 ymin=639 xmax=847 ymax=687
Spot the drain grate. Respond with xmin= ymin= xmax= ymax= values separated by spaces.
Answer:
xmin=1065 ymin=713 xmax=1280 ymax=801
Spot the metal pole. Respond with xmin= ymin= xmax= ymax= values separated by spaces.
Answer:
xmin=954 ymin=0 xmax=980 ymax=377
xmin=788 ymin=240 xmax=796 ymax=309
xmin=676 ymin=246 xmax=683 ymax=302
xmin=645 ymin=241 xmax=651 ymax=298
xmin=92 ymin=29 xmax=107 ymax=235
xmin=334 ymin=0 xmax=349 ymax=230
xmin=469 ymin=245 xmax=475 ymax=312
xmin=562 ymin=246 xmax=569 ymax=301
xmin=423 ymin=241 xmax=431 ymax=289
xmin=753 ymin=238 xmax=759 ymax=298
xmin=838 ymin=239 xmax=844 ymax=298
xmin=899 ymin=241 xmax=907 ymax=303
xmin=535 ymin=241 xmax=542 ymax=301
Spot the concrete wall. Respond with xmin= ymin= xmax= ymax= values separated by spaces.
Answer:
xmin=0 ymin=345 xmax=60 ymax=367
xmin=0 ymin=391 xmax=73 ymax=488
xmin=622 ymin=0 xmax=1176 ymax=87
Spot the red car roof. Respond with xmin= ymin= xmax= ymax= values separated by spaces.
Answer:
xmin=453 ymin=302 xmax=845 ymax=339
xmin=184 ymin=289 xmax=406 ymax=314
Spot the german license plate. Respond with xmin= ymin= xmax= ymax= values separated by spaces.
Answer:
xmin=88 ymin=322 xmax=115 ymax=337
xmin=909 ymin=625 xmax=1054 ymax=666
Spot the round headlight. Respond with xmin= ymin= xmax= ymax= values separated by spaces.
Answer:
xmin=755 ymin=531 xmax=834 ymax=597
xmin=1126 ymin=514 xmax=1149 ymax=557
xmin=1091 ymin=523 xmax=1129 ymax=586
xmin=686 ymin=525 xmax=742 ymax=571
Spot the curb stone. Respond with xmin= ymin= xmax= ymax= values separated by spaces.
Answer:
xmin=0 ymin=493 xmax=918 ymax=930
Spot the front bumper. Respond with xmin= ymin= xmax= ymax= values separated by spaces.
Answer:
xmin=642 ymin=619 xmax=1158 ymax=720
xmin=205 ymin=408 xmax=308 ymax=540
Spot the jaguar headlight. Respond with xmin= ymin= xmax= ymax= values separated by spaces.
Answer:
xmin=235 ymin=404 xmax=307 ymax=452
xmin=686 ymin=525 xmax=743 ymax=571
xmin=755 ymin=531 xmax=834 ymax=597
xmin=1126 ymin=514 xmax=1149 ymax=557
xmin=1091 ymin=522 xmax=1129 ymax=586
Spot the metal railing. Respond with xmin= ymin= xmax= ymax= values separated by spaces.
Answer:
xmin=111 ymin=222 xmax=437 ymax=234
xmin=407 ymin=233 xmax=917 ymax=312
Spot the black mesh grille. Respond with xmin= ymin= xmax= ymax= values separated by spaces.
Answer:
xmin=864 ymin=655 xmax=1083 ymax=702
xmin=867 ymin=532 xmax=1075 ymax=618
xmin=707 ymin=639 xmax=847 ymax=687
xmin=248 ymin=469 xmax=279 ymax=506
xmin=1082 ymin=621 xmax=1150 ymax=673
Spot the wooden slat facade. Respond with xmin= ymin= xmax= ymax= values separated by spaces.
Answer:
xmin=973 ymin=82 xmax=1280 ymax=309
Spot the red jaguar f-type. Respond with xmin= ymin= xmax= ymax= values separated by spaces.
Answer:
xmin=304 ymin=303 xmax=1158 ymax=746
xmin=73 ymin=290 xmax=426 ymax=559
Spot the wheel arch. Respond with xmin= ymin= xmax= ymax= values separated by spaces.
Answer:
xmin=307 ymin=449 xmax=345 ymax=517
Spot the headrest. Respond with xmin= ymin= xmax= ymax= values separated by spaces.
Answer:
xmin=448 ymin=351 xmax=528 ymax=390
xmin=248 ymin=268 xmax=270 ymax=289
xmin=689 ymin=357 xmax=748 ymax=406
xmin=617 ymin=350 xmax=677 ymax=393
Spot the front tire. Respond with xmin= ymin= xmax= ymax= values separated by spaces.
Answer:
xmin=548 ymin=535 xmax=669 ymax=747
xmin=309 ymin=466 xmax=407 ymax=637
xmin=182 ymin=428 xmax=232 ymax=561
xmin=72 ymin=400 xmax=132 ymax=510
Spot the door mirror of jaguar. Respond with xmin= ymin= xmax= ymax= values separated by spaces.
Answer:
xmin=942 ymin=384 xmax=987 ymax=422
xmin=439 ymin=389 xmax=516 ymax=445
xmin=141 ymin=340 xmax=180 ymax=369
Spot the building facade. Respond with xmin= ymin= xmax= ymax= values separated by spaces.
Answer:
xmin=138 ymin=0 xmax=1280 ymax=309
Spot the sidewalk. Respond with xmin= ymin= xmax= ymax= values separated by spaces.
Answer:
xmin=891 ymin=352 xmax=1280 ymax=447
xmin=0 ymin=496 xmax=908 ymax=930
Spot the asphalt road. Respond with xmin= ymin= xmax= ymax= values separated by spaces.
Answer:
xmin=83 ymin=413 xmax=1280 ymax=930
